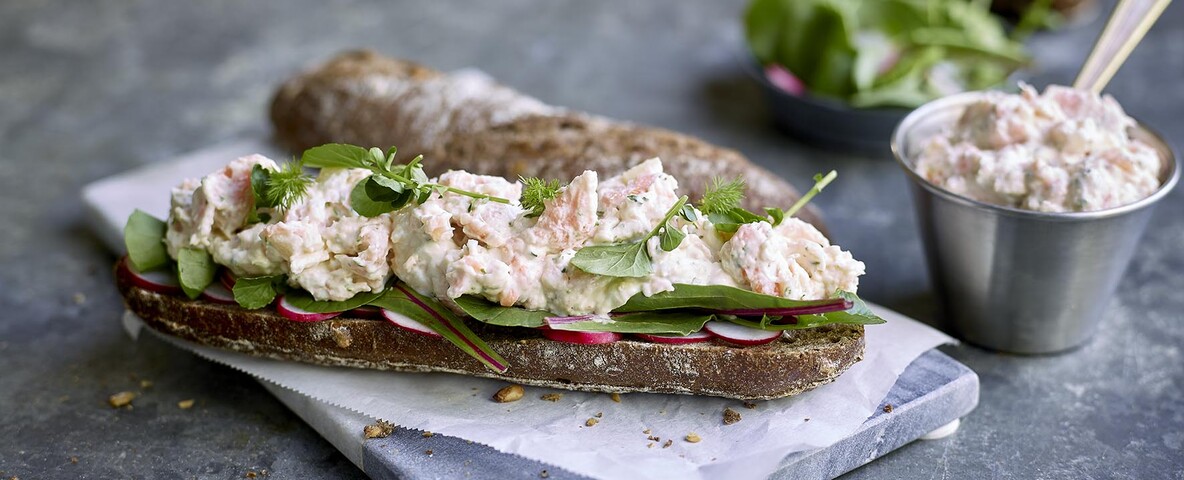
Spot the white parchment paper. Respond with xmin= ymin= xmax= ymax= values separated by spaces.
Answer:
xmin=90 ymin=139 xmax=954 ymax=480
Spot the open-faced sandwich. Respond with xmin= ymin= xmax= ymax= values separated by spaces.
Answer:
xmin=116 ymin=144 xmax=883 ymax=400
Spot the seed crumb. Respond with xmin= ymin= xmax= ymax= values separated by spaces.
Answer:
xmin=363 ymin=420 xmax=395 ymax=439
xmin=643 ymin=428 xmax=652 ymax=435
xmin=422 ymin=431 xmax=434 ymax=438
xmin=493 ymin=384 xmax=525 ymax=403
xmin=540 ymin=393 xmax=563 ymax=402
xmin=425 ymin=450 xmax=434 ymax=456
xmin=647 ymin=435 xmax=660 ymax=442
xmin=722 ymin=408 xmax=742 ymax=425
xmin=742 ymin=401 xmax=758 ymax=409
xmin=685 ymin=432 xmax=701 ymax=443
xmin=245 ymin=472 xmax=257 ymax=478
xmin=804 ymin=418 xmax=810 ymax=422
xmin=177 ymin=399 xmax=195 ymax=410
xmin=610 ymin=392 xmax=621 ymax=403
xmin=662 ymin=440 xmax=673 ymax=449
xmin=540 ymin=470 xmax=550 ymax=478
xmin=69 ymin=456 xmax=78 ymax=464
xmin=139 ymin=380 xmax=153 ymax=390
xmin=585 ymin=418 xmax=599 ymax=427
xmin=647 ymin=443 xmax=654 ymax=448
xmin=595 ymin=412 xmax=603 ymax=418
xmin=883 ymin=404 xmax=894 ymax=413
xmin=108 ymin=391 xmax=136 ymax=408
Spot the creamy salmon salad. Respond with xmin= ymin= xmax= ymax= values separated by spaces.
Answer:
xmin=913 ymin=84 xmax=1162 ymax=213
xmin=162 ymin=156 xmax=865 ymax=314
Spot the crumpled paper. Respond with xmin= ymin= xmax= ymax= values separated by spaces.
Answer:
xmin=90 ymin=139 xmax=953 ymax=480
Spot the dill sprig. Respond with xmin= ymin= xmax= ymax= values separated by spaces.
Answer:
xmin=519 ymin=176 xmax=564 ymax=217
xmin=698 ymin=177 xmax=747 ymax=215
xmin=262 ymin=160 xmax=314 ymax=209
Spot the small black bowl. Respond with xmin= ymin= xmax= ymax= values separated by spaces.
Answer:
xmin=745 ymin=61 xmax=911 ymax=156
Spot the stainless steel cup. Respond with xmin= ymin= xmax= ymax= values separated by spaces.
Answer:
xmin=892 ymin=92 xmax=1180 ymax=354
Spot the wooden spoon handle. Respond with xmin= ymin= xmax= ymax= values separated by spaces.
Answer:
xmin=1074 ymin=0 xmax=1172 ymax=93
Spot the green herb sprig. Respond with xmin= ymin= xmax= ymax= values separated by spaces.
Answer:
xmin=519 ymin=176 xmax=564 ymax=217
xmin=699 ymin=171 xmax=836 ymax=233
xmin=299 ymin=143 xmax=511 ymax=218
xmin=246 ymin=161 xmax=314 ymax=223
xmin=569 ymin=195 xmax=692 ymax=278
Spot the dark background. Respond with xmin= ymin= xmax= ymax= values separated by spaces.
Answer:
xmin=2 ymin=1 xmax=1182 ymax=478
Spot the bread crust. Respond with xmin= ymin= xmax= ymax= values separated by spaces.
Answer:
xmin=269 ymin=50 xmax=827 ymax=231
xmin=116 ymin=262 xmax=864 ymax=400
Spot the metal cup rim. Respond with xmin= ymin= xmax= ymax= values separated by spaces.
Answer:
xmin=891 ymin=91 xmax=1180 ymax=222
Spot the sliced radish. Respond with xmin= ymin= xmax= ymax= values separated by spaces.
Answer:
xmin=123 ymin=261 xmax=183 ymax=295
xmin=540 ymin=327 xmax=621 ymax=345
xmin=350 ymin=305 xmax=383 ymax=319
xmin=381 ymin=309 xmax=443 ymax=338
xmin=704 ymin=321 xmax=781 ymax=346
xmin=635 ymin=330 xmax=714 ymax=345
xmin=219 ymin=270 xmax=237 ymax=290
xmin=200 ymin=282 xmax=237 ymax=305
xmin=276 ymin=295 xmax=341 ymax=322
xmin=765 ymin=64 xmax=806 ymax=97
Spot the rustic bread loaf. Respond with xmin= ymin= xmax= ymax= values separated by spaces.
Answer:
xmin=118 ymin=264 xmax=863 ymax=400
xmin=270 ymin=50 xmax=825 ymax=229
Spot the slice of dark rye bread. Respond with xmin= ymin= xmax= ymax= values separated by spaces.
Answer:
xmin=116 ymin=263 xmax=865 ymax=400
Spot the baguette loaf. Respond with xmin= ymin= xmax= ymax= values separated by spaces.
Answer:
xmin=270 ymin=50 xmax=826 ymax=230
xmin=117 ymin=262 xmax=864 ymax=400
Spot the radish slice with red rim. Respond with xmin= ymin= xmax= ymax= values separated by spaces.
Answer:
xmin=381 ymin=309 xmax=443 ymax=338
xmin=350 ymin=305 xmax=383 ymax=319
xmin=703 ymin=321 xmax=781 ymax=346
xmin=219 ymin=270 xmax=237 ymax=290
xmin=276 ymin=295 xmax=341 ymax=322
xmin=123 ymin=261 xmax=183 ymax=295
xmin=634 ymin=331 xmax=713 ymax=345
xmin=200 ymin=282 xmax=237 ymax=305
xmin=540 ymin=327 xmax=621 ymax=345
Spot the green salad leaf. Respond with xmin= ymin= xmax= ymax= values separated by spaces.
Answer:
xmin=283 ymin=289 xmax=384 ymax=314
xmin=571 ymin=195 xmax=689 ymax=277
xmin=454 ymin=295 xmax=551 ymax=328
xmin=176 ymin=248 xmax=216 ymax=299
xmin=370 ymin=285 xmax=509 ymax=373
xmin=124 ymin=210 xmax=169 ymax=272
xmin=726 ymin=292 xmax=885 ymax=330
xmin=232 ymin=275 xmax=286 ymax=309
xmin=614 ymin=283 xmax=845 ymax=313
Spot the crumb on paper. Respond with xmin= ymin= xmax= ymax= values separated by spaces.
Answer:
xmin=685 ymin=432 xmax=701 ymax=443
xmin=647 ymin=435 xmax=660 ymax=442
xmin=663 ymin=440 xmax=673 ymax=449
xmin=743 ymin=401 xmax=758 ymax=409
xmin=422 ymin=431 xmax=434 ymax=438
xmin=540 ymin=393 xmax=563 ymax=402
xmin=177 ymin=399 xmax=195 ymax=410
xmin=585 ymin=418 xmax=599 ymax=427
xmin=883 ymin=404 xmax=894 ymax=413
xmin=540 ymin=470 xmax=550 ymax=478
xmin=494 ymin=384 xmax=525 ymax=403
xmin=610 ymin=392 xmax=621 ymax=403
xmin=804 ymin=418 xmax=810 ymax=422
xmin=425 ymin=450 xmax=434 ymax=456
xmin=723 ymin=408 xmax=742 ymax=425
xmin=363 ymin=420 xmax=395 ymax=439
xmin=647 ymin=443 xmax=654 ymax=448
xmin=139 ymin=380 xmax=153 ymax=390
xmin=595 ymin=412 xmax=603 ymax=418
xmin=108 ymin=391 xmax=136 ymax=408
xmin=643 ymin=428 xmax=651 ymax=435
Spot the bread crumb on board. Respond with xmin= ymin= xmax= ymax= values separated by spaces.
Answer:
xmin=685 ymin=432 xmax=702 ymax=443
xmin=363 ymin=420 xmax=395 ymax=439
xmin=493 ymin=384 xmax=525 ymax=403
xmin=177 ymin=399 xmax=195 ymax=410
xmin=585 ymin=418 xmax=599 ymax=427
xmin=422 ymin=431 xmax=434 ymax=438
xmin=540 ymin=393 xmax=563 ymax=402
xmin=723 ymin=407 xmax=742 ymax=425
xmin=883 ymin=404 xmax=894 ymax=413
xmin=108 ymin=391 xmax=136 ymax=408
xmin=610 ymin=392 xmax=621 ymax=403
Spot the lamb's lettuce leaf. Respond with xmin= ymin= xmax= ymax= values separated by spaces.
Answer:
xmin=284 ymin=289 xmax=383 ymax=313
xmin=124 ymin=210 xmax=169 ymax=272
xmin=232 ymin=275 xmax=286 ymax=309
xmin=454 ymin=295 xmax=551 ymax=328
xmin=177 ymin=248 xmax=215 ymax=300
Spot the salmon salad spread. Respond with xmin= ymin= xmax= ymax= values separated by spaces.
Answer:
xmin=913 ymin=84 xmax=1162 ymax=212
xmin=163 ymin=156 xmax=865 ymax=314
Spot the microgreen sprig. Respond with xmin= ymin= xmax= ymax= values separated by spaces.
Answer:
xmin=299 ymin=143 xmax=510 ymax=218
xmin=698 ymin=170 xmax=836 ymax=234
xmin=569 ymin=195 xmax=692 ymax=278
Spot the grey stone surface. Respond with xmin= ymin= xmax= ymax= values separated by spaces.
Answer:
xmin=1 ymin=0 xmax=1181 ymax=478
